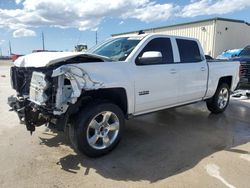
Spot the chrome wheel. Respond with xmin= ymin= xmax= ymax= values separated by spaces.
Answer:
xmin=86 ymin=111 xmax=120 ymax=150
xmin=217 ymin=87 xmax=229 ymax=109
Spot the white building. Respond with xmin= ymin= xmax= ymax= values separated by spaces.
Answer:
xmin=112 ymin=18 xmax=250 ymax=58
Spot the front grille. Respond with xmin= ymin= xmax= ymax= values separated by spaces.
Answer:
xmin=10 ymin=67 xmax=33 ymax=95
xmin=10 ymin=66 xmax=57 ymax=109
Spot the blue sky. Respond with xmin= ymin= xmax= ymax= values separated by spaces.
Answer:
xmin=0 ymin=0 xmax=250 ymax=55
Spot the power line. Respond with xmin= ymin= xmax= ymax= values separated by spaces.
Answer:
xmin=76 ymin=31 xmax=82 ymax=45
xmin=42 ymin=32 xmax=45 ymax=50
xmin=9 ymin=40 xmax=12 ymax=55
xmin=95 ymin=31 xmax=98 ymax=45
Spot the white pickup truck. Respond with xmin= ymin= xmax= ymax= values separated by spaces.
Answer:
xmin=8 ymin=34 xmax=240 ymax=157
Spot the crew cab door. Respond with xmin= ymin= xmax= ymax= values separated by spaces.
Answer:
xmin=175 ymin=38 xmax=208 ymax=102
xmin=133 ymin=37 xmax=179 ymax=114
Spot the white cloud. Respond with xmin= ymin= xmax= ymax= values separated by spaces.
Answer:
xmin=1 ymin=0 xmax=250 ymax=33
xmin=15 ymin=0 xmax=24 ymax=4
xmin=0 ymin=39 xmax=5 ymax=45
xmin=91 ymin=27 xmax=99 ymax=32
xmin=180 ymin=0 xmax=250 ymax=17
xmin=0 ymin=0 xmax=178 ymax=31
xmin=119 ymin=21 xmax=124 ymax=25
xmin=123 ymin=3 xmax=179 ymax=22
xmin=13 ymin=28 xmax=36 ymax=38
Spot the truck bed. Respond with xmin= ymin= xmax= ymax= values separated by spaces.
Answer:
xmin=205 ymin=60 xmax=240 ymax=98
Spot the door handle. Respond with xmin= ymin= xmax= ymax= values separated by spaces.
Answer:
xmin=201 ymin=67 xmax=206 ymax=71
xmin=170 ymin=69 xmax=177 ymax=74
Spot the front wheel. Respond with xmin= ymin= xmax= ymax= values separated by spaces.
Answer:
xmin=206 ymin=83 xmax=230 ymax=114
xmin=72 ymin=102 xmax=125 ymax=157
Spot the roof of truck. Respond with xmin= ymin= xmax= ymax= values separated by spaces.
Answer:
xmin=113 ymin=33 xmax=198 ymax=42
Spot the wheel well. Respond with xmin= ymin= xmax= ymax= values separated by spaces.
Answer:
xmin=218 ymin=76 xmax=232 ymax=90
xmin=80 ymin=88 xmax=128 ymax=115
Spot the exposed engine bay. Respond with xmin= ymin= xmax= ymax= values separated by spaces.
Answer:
xmin=8 ymin=54 xmax=105 ymax=133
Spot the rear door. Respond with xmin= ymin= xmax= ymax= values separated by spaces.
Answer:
xmin=133 ymin=37 xmax=180 ymax=114
xmin=175 ymin=38 xmax=208 ymax=103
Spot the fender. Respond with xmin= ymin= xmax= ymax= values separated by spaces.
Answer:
xmin=51 ymin=65 xmax=104 ymax=115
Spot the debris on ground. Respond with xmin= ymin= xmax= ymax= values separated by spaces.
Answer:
xmin=232 ymin=89 xmax=250 ymax=99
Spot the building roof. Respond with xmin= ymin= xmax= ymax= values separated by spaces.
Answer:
xmin=112 ymin=17 xmax=250 ymax=36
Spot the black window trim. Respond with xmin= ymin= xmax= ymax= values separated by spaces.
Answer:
xmin=176 ymin=38 xmax=203 ymax=64
xmin=135 ymin=37 xmax=175 ymax=66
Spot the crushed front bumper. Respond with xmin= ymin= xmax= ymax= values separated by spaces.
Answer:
xmin=8 ymin=95 xmax=50 ymax=134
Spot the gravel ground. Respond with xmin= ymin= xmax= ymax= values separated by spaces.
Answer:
xmin=0 ymin=60 xmax=12 ymax=66
xmin=0 ymin=64 xmax=250 ymax=188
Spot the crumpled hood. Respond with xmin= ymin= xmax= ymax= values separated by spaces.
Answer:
xmin=14 ymin=52 xmax=107 ymax=68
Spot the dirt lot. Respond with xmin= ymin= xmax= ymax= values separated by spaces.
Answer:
xmin=0 ymin=62 xmax=250 ymax=188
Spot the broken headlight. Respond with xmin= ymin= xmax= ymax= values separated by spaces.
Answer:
xmin=29 ymin=71 xmax=49 ymax=105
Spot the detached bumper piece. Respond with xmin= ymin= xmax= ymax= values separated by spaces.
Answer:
xmin=8 ymin=95 xmax=48 ymax=134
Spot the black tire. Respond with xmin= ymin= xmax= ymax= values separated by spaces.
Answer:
xmin=71 ymin=101 xmax=125 ymax=157
xmin=206 ymin=83 xmax=230 ymax=114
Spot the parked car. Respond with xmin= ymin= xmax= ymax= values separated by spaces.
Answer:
xmin=231 ymin=45 xmax=250 ymax=89
xmin=11 ymin=54 xmax=24 ymax=62
xmin=8 ymin=34 xmax=240 ymax=157
xmin=217 ymin=48 xmax=243 ymax=60
xmin=75 ymin=44 xmax=88 ymax=52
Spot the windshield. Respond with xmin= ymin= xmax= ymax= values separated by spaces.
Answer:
xmin=239 ymin=46 xmax=250 ymax=56
xmin=88 ymin=37 xmax=141 ymax=61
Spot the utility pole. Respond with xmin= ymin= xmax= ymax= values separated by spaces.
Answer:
xmin=42 ymin=32 xmax=45 ymax=50
xmin=9 ymin=40 xmax=12 ymax=55
xmin=95 ymin=31 xmax=98 ymax=45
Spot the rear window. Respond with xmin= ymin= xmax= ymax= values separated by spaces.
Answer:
xmin=176 ymin=39 xmax=202 ymax=63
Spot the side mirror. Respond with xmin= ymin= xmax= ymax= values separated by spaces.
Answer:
xmin=138 ymin=51 xmax=163 ymax=65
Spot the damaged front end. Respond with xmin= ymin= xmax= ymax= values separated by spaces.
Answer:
xmin=8 ymin=95 xmax=49 ymax=133
xmin=8 ymin=66 xmax=54 ymax=133
xmin=8 ymin=63 xmax=103 ymax=134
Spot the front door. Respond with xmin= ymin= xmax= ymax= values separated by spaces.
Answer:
xmin=133 ymin=37 xmax=179 ymax=114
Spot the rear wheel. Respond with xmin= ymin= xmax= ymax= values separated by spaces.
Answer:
xmin=206 ymin=83 xmax=230 ymax=114
xmin=71 ymin=101 xmax=124 ymax=157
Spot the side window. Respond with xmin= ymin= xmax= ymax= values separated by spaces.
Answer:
xmin=136 ymin=38 xmax=173 ymax=65
xmin=176 ymin=39 xmax=202 ymax=63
